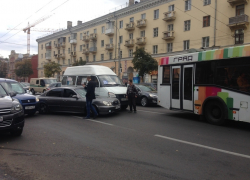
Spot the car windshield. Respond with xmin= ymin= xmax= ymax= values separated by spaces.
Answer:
xmin=137 ymin=85 xmax=156 ymax=92
xmin=44 ymin=79 xmax=57 ymax=84
xmin=0 ymin=85 xmax=7 ymax=97
xmin=98 ymin=75 xmax=122 ymax=86
xmin=1 ymin=82 xmax=25 ymax=94
xmin=75 ymin=88 xmax=87 ymax=98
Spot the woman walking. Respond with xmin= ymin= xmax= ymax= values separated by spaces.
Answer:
xmin=126 ymin=79 xmax=138 ymax=113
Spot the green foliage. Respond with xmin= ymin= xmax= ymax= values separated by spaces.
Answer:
xmin=72 ymin=59 xmax=86 ymax=66
xmin=15 ymin=59 xmax=33 ymax=79
xmin=0 ymin=61 xmax=8 ymax=78
xmin=44 ymin=61 xmax=61 ymax=78
xmin=132 ymin=48 xmax=158 ymax=78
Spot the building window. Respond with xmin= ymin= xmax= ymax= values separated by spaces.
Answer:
xmin=80 ymin=57 xmax=83 ymax=61
xmin=236 ymin=4 xmax=244 ymax=16
xmin=168 ymin=24 xmax=174 ymax=31
xmin=184 ymin=40 xmax=190 ymax=50
xmin=130 ymin=17 xmax=134 ymax=22
xmin=120 ymin=51 xmax=122 ymax=58
xmin=129 ymin=49 xmax=133 ymax=57
xmin=41 ymin=54 xmax=43 ymax=58
xmin=93 ymin=55 xmax=96 ymax=62
xmin=119 ymin=20 xmax=123 ymax=28
xmin=68 ymin=48 xmax=70 ymax=54
xmin=119 ymin=36 xmax=123 ymax=44
xmin=94 ymin=29 xmax=97 ymax=33
xmin=73 ymin=58 xmax=76 ymax=62
xmin=73 ymin=46 xmax=76 ymax=51
xmin=80 ymin=45 xmax=82 ymax=51
xmin=41 ymin=71 xmax=43 ymax=77
xmin=141 ymin=30 xmax=145 ymax=37
xmin=110 ymin=38 xmax=113 ymax=44
xmin=153 ymin=45 xmax=158 ymax=54
xmin=86 ymin=56 xmax=89 ymax=62
xmin=235 ymin=29 xmax=244 ymax=44
xmin=86 ymin=44 xmax=89 ymax=49
xmin=203 ymin=16 xmax=210 ymax=27
xmin=169 ymin=5 xmax=174 ymax=11
xmin=202 ymin=37 xmax=210 ymax=48
xmin=63 ymin=59 xmax=65 ymax=64
xmin=203 ymin=0 xmax=211 ymax=6
xmin=101 ymin=54 xmax=104 ymax=61
xmin=167 ymin=43 xmax=173 ymax=52
xmin=129 ymin=33 xmax=133 ymax=40
xmin=41 ymin=44 xmax=43 ymax=50
xmin=68 ymin=59 xmax=70 ymax=65
xmin=68 ymin=37 xmax=70 ymax=42
xmin=184 ymin=20 xmax=191 ymax=31
xmin=57 ymin=60 xmax=60 ymax=64
xmin=101 ymin=40 xmax=104 ymax=47
xmin=80 ymin=33 xmax=83 ymax=40
xmin=86 ymin=31 xmax=89 ymax=35
xmin=154 ymin=9 xmax=159 ymax=19
xmin=141 ymin=13 xmax=146 ymax=19
xmin=185 ymin=0 xmax=191 ymax=11
xmin=153 ymin=28 xmax=158 ymax=37
xmin=109 ymin=52 xmax=112 ymax=60
xmin=102 ymin=26 xmax=105 ymax=33
xmin=54 ymin=51 xmax=55 ymax=55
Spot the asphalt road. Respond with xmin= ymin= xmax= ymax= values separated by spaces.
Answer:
xmin=1 ymin=106 xmax=250 ymax=180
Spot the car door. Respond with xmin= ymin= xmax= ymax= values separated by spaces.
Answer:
xmin=45 ymin=88 xmax=63 ymax=112
xmin=61 ymin=89 xmax=84 ymax=113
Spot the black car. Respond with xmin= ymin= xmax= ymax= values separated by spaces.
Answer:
xmin=134 ymin=84 xmax=158 ymax=107
xmin=38 ymin=87 xmax=121 ymax=115
xmin=46 ymin=82 xmax=62 ymax=91
xmin=0 ymin=84 xmax=25 ymax=136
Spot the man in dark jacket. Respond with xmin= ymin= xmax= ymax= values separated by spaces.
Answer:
xmin=83 ymin=76 xmax=98 ymax=119
xmin=126 ymin=79 xmax=138 ymax=113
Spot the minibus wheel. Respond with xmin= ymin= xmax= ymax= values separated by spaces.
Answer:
xmin=204 ymin=101 xmax=226 ymax=125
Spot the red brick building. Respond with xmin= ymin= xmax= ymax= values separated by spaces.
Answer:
xmin=28 ymin=55 xmax=38 ymax=82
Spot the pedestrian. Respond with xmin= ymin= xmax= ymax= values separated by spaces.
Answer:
xmin=126 ymin=79 xmax=138 ymax=113
xmin=83 ymin=76 xmax=98 ymax=119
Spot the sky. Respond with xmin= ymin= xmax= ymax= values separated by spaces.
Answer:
xmin=0 ymin=0 xmax=127 ymax=58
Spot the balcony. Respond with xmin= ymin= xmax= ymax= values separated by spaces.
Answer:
xmin=54 ymin=54 xmax=60 ymax=60
xmin=162 ymin=31 xmax=175 ymax=40
xmin=55 ymin=44 xmax=60 ymax=49
xmin=228 ymin=14 xmax=249 ymax=29
xmin=71 ymin=51 xmax=77 ymax=57
xmin=105 ymin=28 xmax=115 ymax=36
xmin=136 ymin=37 xmax=146 ymax=45
xmin=60 ymin=42 xmax=65 ymax=48
xmin=90 ymin=33 xmax=97 ymax=41
xmin=70 ymin=39 xmax=77 ymax=45
xmin=82 ymin=49 xmax=89 ymax=55
xmin=227 ymin=0 xmax=248 ymax=6
xmin=45 ymin=55 xmax=51 ymax=60
xmin=105 ymin=44 xmax=114 ymax=51
xmin=125 ymin=22 xmax=135 ymax=31
xmin=136 ymin=19 xmax=147 ymax=28
xmin=45 ymin=43 xmax=51 ymax=50
xmin=89 ymin=47 xmax=97 ymax=53
xmin=82 ymin=35 xmax=90 ymax=42
xmin=124 ymin=39 xmax=134 ymax=47
xmin=163 ymin=11 xmax=176 ymax=22
xmin=60 ymin=53 xmax=65 ymax=59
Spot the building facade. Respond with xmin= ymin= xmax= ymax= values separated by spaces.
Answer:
xmin=36 ymin=0 xmax=250 ymax=82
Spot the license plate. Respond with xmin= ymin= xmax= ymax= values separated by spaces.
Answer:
xmin=0 ymin=116 xmax=3 ymax=122
xmin=121 ymin=98 xmax=127 ymax=101
xmin=115 ymin=105 xmax=120 ymax=109
xmin=25 ymin=106 xmax=35 ymax=110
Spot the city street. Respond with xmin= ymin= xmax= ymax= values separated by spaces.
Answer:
xmin=1 ymin=106 xmax=250 ymax=180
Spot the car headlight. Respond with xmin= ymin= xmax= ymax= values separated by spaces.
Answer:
xmin=108 ymin=92 xmax=116 ymax=98
xmin=36 ymin=97 xmax=39 ymax=102
xmin=103 ymin=101 xmax=112 ymax=106
xmin=149 ymin=94 xmax=157 ymax=98
xmin=11 ymin=104 xmax=22 ymax=113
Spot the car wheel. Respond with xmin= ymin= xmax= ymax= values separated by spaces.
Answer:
xmin=121 ymin=105 xmax=128 ymax=110
xmin=39 ymin=103 xmax=48 ymax=114
xmin=31 ymin=89 xmax=35 ymax=95
xmin=10 ymin=129 xmax=23 ymax=136
xmin=141 ymin=97 xmax=148 ymax=107
xmin=204 ymin=101 xmax=226 ymax=125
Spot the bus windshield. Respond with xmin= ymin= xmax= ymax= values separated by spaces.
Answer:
xmin=98 ymin=75 xmax=123 ymax=86
xmin=44 ymin=79 xmax=57 ymax=84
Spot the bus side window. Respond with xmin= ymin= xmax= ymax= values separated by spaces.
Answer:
xmin=162 ymin=66 xmax=170 ymax=84
xmin=76 ymin=76 xmax=87 ymax=86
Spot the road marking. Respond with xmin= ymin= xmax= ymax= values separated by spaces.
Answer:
xmin=137 ymin=110 xmax=165 ymax=115
xmin=155 ymin=134 xmax=250 ymax=159
xmin=72 ymin=116 xmax=114 ymax=126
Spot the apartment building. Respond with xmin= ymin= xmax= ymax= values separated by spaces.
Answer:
xmin=36 ymin=0 xmax=250 ymax=82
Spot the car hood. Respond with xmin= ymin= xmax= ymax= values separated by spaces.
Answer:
xmin=0 ymin=97 xmax=14 ymax=109
xmin=104 ymin=87 xmax=127 ymax=94
xmin=14 ymin=93 xmax=36 ymax=100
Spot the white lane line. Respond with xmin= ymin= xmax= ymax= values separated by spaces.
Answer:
xmin=72 ymin=116 xmax=114 ymax=126
xmin=137 ymin=110 xmax=165 ymax=115
xmin=155 ymin=134 xmax=250 ymax=159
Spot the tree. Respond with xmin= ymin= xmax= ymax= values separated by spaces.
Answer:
xmin=15 ymin=59 xmax=33 ymax=80
xmin=72 ymin=59 xmax=86 ymax=66
xmin=132 ymin=48 xmax=158 ymax=81
xmin=44 ymin=61 xmax=61 ymax=78
xmin=0 ymin=61 xmax=8 ymax=78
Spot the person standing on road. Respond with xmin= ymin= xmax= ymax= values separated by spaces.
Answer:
xmin=126 ymin=79 xmax=138 ymax=113
xmin=83 ymin=76 xmax=98 ymax=119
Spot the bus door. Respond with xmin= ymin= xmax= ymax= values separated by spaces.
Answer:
xmin=171 ymin=66 xmax=181 ymax=109
xmin=182 ymin=65 xmax=194 ymax=111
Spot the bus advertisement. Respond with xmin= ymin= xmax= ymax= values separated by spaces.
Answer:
xmin=158 ymin=45 xmax=250 ymax=125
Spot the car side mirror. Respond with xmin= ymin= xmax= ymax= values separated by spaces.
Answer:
xmin=72 ymin=95 xmax=78 ymax=99
xmin=9 ymin=92 xmax=16 ymax=97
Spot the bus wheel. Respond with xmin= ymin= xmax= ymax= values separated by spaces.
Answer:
xmin=204 ymin=101 xmax=226 ymax=125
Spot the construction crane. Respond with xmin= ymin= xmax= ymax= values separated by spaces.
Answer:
xmin=7 ymin=14 xmax=54 ymax=54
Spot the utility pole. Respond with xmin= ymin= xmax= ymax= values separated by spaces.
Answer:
xmin=118 ymin=42 xmax=121 ymax=79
